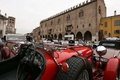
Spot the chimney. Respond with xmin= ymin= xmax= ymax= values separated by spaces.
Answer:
xmin=5 ymin=13 xmax=7 ymax=17
xmin=114 ymin=10 xmax=116 ymax=16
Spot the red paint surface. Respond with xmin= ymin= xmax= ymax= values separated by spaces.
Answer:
xmin=37 ymin=46 xmax=93 ymax=80
xmin=103 ymin=58 xmax=119 ymax=80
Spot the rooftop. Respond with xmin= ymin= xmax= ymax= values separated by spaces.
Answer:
xmin=0 ymin=14 xmax=7 ymax=20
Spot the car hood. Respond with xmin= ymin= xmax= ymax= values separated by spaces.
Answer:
xmin=94 ymin=48 xmax=120 ymax=59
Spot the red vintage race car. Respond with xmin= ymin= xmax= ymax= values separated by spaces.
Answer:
xmin=0 ymin=39 xmax=119 ymax=80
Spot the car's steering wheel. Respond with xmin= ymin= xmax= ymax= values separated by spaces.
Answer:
xmin=16 ymin=43 xmax=46 ymax=80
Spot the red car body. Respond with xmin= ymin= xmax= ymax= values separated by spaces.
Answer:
xmin=0 ymin=40 xmax=120 ymax=80
xmin=38 ymin=45 xmax=93 ymax=80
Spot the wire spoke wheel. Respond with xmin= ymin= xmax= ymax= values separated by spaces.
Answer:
xmin=78 ymin=70 xmax=89 ymax=80
xmin=56 ymin=57 xmax=92 ymax=80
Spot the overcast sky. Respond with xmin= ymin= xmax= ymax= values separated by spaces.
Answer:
xmin=0 ymin=0 xmax=120 ymax=34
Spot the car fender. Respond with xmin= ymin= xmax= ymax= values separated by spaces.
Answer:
xmin=103 ymin=57 xmax=119 ymax=80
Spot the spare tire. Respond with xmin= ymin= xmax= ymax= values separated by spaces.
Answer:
xmin=56 ymin=56 xmax=92 ymax=80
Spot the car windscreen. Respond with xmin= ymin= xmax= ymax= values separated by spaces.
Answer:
xmin=99 ymin=40 xmax=120 ymax=50
xmin=6 ymin=36 xmax=26 ymax=41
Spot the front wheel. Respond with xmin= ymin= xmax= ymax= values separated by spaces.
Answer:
xmin=56 ymin=56 xmax=92 ymax=80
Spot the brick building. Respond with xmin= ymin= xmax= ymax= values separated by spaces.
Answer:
xmin=0 ymin=12 xmax=7 ymax=37
xmin=34 ymin=0 xmax=106 ymax=41
xmin=100 ymin=11 xmax=120 ymax=39
xmin=6 ymin=16 xmax=16 ymax=34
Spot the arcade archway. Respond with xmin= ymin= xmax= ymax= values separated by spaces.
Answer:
xmin=48 ymin=35 xmax=50 ymax=39
xmin=65 ymin=33 xmax=68 ymax=35
xmin=58 ymin=33 xmax=62 ymax=40
xmin=54 ymin=34 xmax=57 ymax=39
xmin=84 ymin=31 xmax=92 ymax=40
xmin=43 ymin=35 xmax=44 ymax=38
xmin=76 ymin=32 xmax=82 ymax=40
xmin=45 ymin=35 xmax=47 ymax=38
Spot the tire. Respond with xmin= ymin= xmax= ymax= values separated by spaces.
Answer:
xmin=56 ymin=56 xmax=92 ymax=80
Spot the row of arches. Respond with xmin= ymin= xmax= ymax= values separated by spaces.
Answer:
xmin=41 ymin=31 xmax=92 ymax=40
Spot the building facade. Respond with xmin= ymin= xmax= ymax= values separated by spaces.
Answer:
xmin=0 ymin=13 xmax=7 ymax=38
xmin=38 ymin=0 xmax=106 ymax=41
xmin=32 ymin=26 xmax=40 ymax=38
xmin=100 ymin=13 xmax=120 ymax=39
xmin=6 ymin=16 xmax=16 ymax=34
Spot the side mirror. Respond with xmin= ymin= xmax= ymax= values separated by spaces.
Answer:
xmin=96 ymin=46 xmax=107 ymax=56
